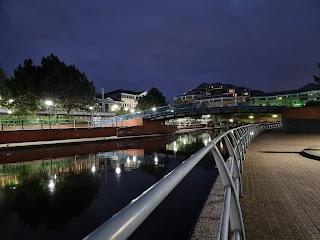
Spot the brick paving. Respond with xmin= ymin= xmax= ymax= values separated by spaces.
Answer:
xmin=241 ymin=131 xmax=320 ymax=240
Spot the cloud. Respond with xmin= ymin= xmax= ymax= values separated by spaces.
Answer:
xmin=1 ymin=0 xmax=320 ymax=103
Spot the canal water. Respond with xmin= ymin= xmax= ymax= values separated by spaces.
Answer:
xmin=0 ymin=129 xmax=224 ymax=240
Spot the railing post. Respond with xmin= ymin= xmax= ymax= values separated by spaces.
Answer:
xmin=224 ymin=135 xmax=243 ymax=198
xmin=234 ymin=130 xmax=245 ymax=162
xmin=228 ymin=132 xmax=243 ymax=173
xmin=211 ymin=146 xmax=245 ymax=240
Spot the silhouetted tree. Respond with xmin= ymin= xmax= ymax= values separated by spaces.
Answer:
xmin=314 ymin=62 xmax=320 ymax=84
xmin=8 ymin=54 xmax=97 ymax=115
xmin=8 ymin=59 xmax=42 ymax=115
xmin=136 ymin=87 xmax=168 ymax=110
xmin=40 ymin=54 xmax=97 ymax=113
xmin=0 ymin=67 xmax=11 ymax=104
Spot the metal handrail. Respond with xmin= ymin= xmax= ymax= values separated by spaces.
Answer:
xmin=93 ymin=103 xmax=284 ymax=126
xmin=84 ymin=122 xmax=282 ymax=240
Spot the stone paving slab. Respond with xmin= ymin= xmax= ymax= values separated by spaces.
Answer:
xmin=241 ymin=132 xmax=320 ymax=240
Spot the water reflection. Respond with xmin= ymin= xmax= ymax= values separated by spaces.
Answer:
xmin=0 ymin=130 xmax=222 ymax=239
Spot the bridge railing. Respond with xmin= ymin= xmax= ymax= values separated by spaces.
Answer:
xmin=84 ymin=122 xmax=282 ymax=240
xmin=92 ymin=103 xmax=283 ymax=126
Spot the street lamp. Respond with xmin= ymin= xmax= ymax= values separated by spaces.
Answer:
xmin=89 ymin=106 xmax=94 ymax=126
xmin=45 ymin=100 xmax=53 ymax=129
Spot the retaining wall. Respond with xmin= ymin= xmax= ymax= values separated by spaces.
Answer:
xmin=282 ymin=107 xmax=320 ymax=133
xmin=0 ymin=119 xmax=177 ymax=144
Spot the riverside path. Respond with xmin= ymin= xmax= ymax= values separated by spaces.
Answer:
xmin=240 ymin=131 xmax=320 ymax=240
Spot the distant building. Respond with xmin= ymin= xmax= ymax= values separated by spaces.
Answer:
xmin=250 ymin=83 xmax=320 ymax=107
xmin=174 ymin=83 xmax=253 ymax=106
xmin=97 ymin=89 xmax=147 ymax=113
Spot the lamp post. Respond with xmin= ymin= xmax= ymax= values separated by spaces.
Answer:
xmin=112 ymin=104 xmax=119 ymax=127
xmin=89 ymin=106 xmax=94 ymax=127
xmin=45 ymin=100 xmax=53 ymax=129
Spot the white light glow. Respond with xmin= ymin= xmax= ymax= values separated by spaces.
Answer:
xmin=130 ymin=109 xmax=135 ymax=113
xmin=127 ymin=156 xmax=130 ymax=163
xmin=272 ymin=114 xmax=278 ymax=118
xmin=48 ymin=179 xmax=55 ymax=192
xmin=91 ymin=166 xmax=96 ymax=173
xmin=152 ymin=107 xmax=156 ymax=111
xmin=7 ymin=110 xmax=12 ymax=114
xmin=111 ymin=104 xmax=119 ymax=112
xmin=115 ymin=167 xmax=121 ymax=174
xmin=229 ymin=119 xmax=234 ymax=123
xmin=45 ymin=100 xmax=53 ymax=106
xmin=54 ymin=174 xmax=57 ymax=180
xmin=154 ymin=156 xmax=158 ymax=163
xmin=124 ymin=107 xmax=129 ymax=111
xmin=133 ymin=156 xmax=137 ymax=162
xmin=249 ymin=116 xmax=254 ymax=119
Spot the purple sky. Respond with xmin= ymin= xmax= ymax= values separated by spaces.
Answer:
xmin=1 ymin=0 xmax=320 ymax=103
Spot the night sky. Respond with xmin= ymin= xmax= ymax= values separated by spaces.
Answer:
xmin=1 ymin=0 xmax=320 ymax=103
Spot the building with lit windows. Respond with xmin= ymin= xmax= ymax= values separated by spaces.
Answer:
xmin=174 ymin=83 xmax=252 ymax=106
xmin=97 ymin=89 xmax=147 ymax=113
xmin=249 ymin=83 xmax=320 ymax=107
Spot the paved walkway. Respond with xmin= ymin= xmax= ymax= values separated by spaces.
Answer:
xmin=241 ymin=131 xmax=320 ymax=240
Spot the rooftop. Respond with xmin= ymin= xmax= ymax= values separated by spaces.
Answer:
xmin=252 ymin=83 xmax=320 ymax=97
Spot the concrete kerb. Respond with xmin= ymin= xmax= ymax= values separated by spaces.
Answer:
xmin=301 ymin=146 xmax=320 ymax=161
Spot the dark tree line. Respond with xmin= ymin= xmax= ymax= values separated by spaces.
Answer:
xmin=314 ymin=62 xmax=320 ymax=84
xmin=0 ymin=54 xmax=96 ymax=116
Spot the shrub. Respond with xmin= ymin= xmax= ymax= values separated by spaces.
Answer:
xmin=305 ymin=101 xmax=320 ymax=107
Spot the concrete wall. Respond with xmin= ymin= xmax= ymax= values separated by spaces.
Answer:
xmin=0 ymin=119 xmax=177 ymax=144
xmin=282 ymin=107 xmax=320 ymax=133
xmin=0 ymin=128 xmax=117 ymax=144
xmin=117 ymin=120 xmax=177 ymax=137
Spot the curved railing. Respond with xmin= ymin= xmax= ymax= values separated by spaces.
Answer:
xmin=84 ymin=122 xmax=282 ymax=240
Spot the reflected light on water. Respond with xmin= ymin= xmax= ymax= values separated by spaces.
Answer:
xmin=183 ymin=138 xmax=187 ymax=145
xmin=154 ymin=156 xmax=158 ymax=164
xmin=115 ymin=167 xmax=121 ymax=175
xmin=127 ymin=156 xmax=130 ymax=163
xmin=91 ymin=166 xmax=96 ymax=173
xmin=133 ymin=156 xmax=137 ymax=162
xmin=48 ymin=179 xmax=55 ymax=192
